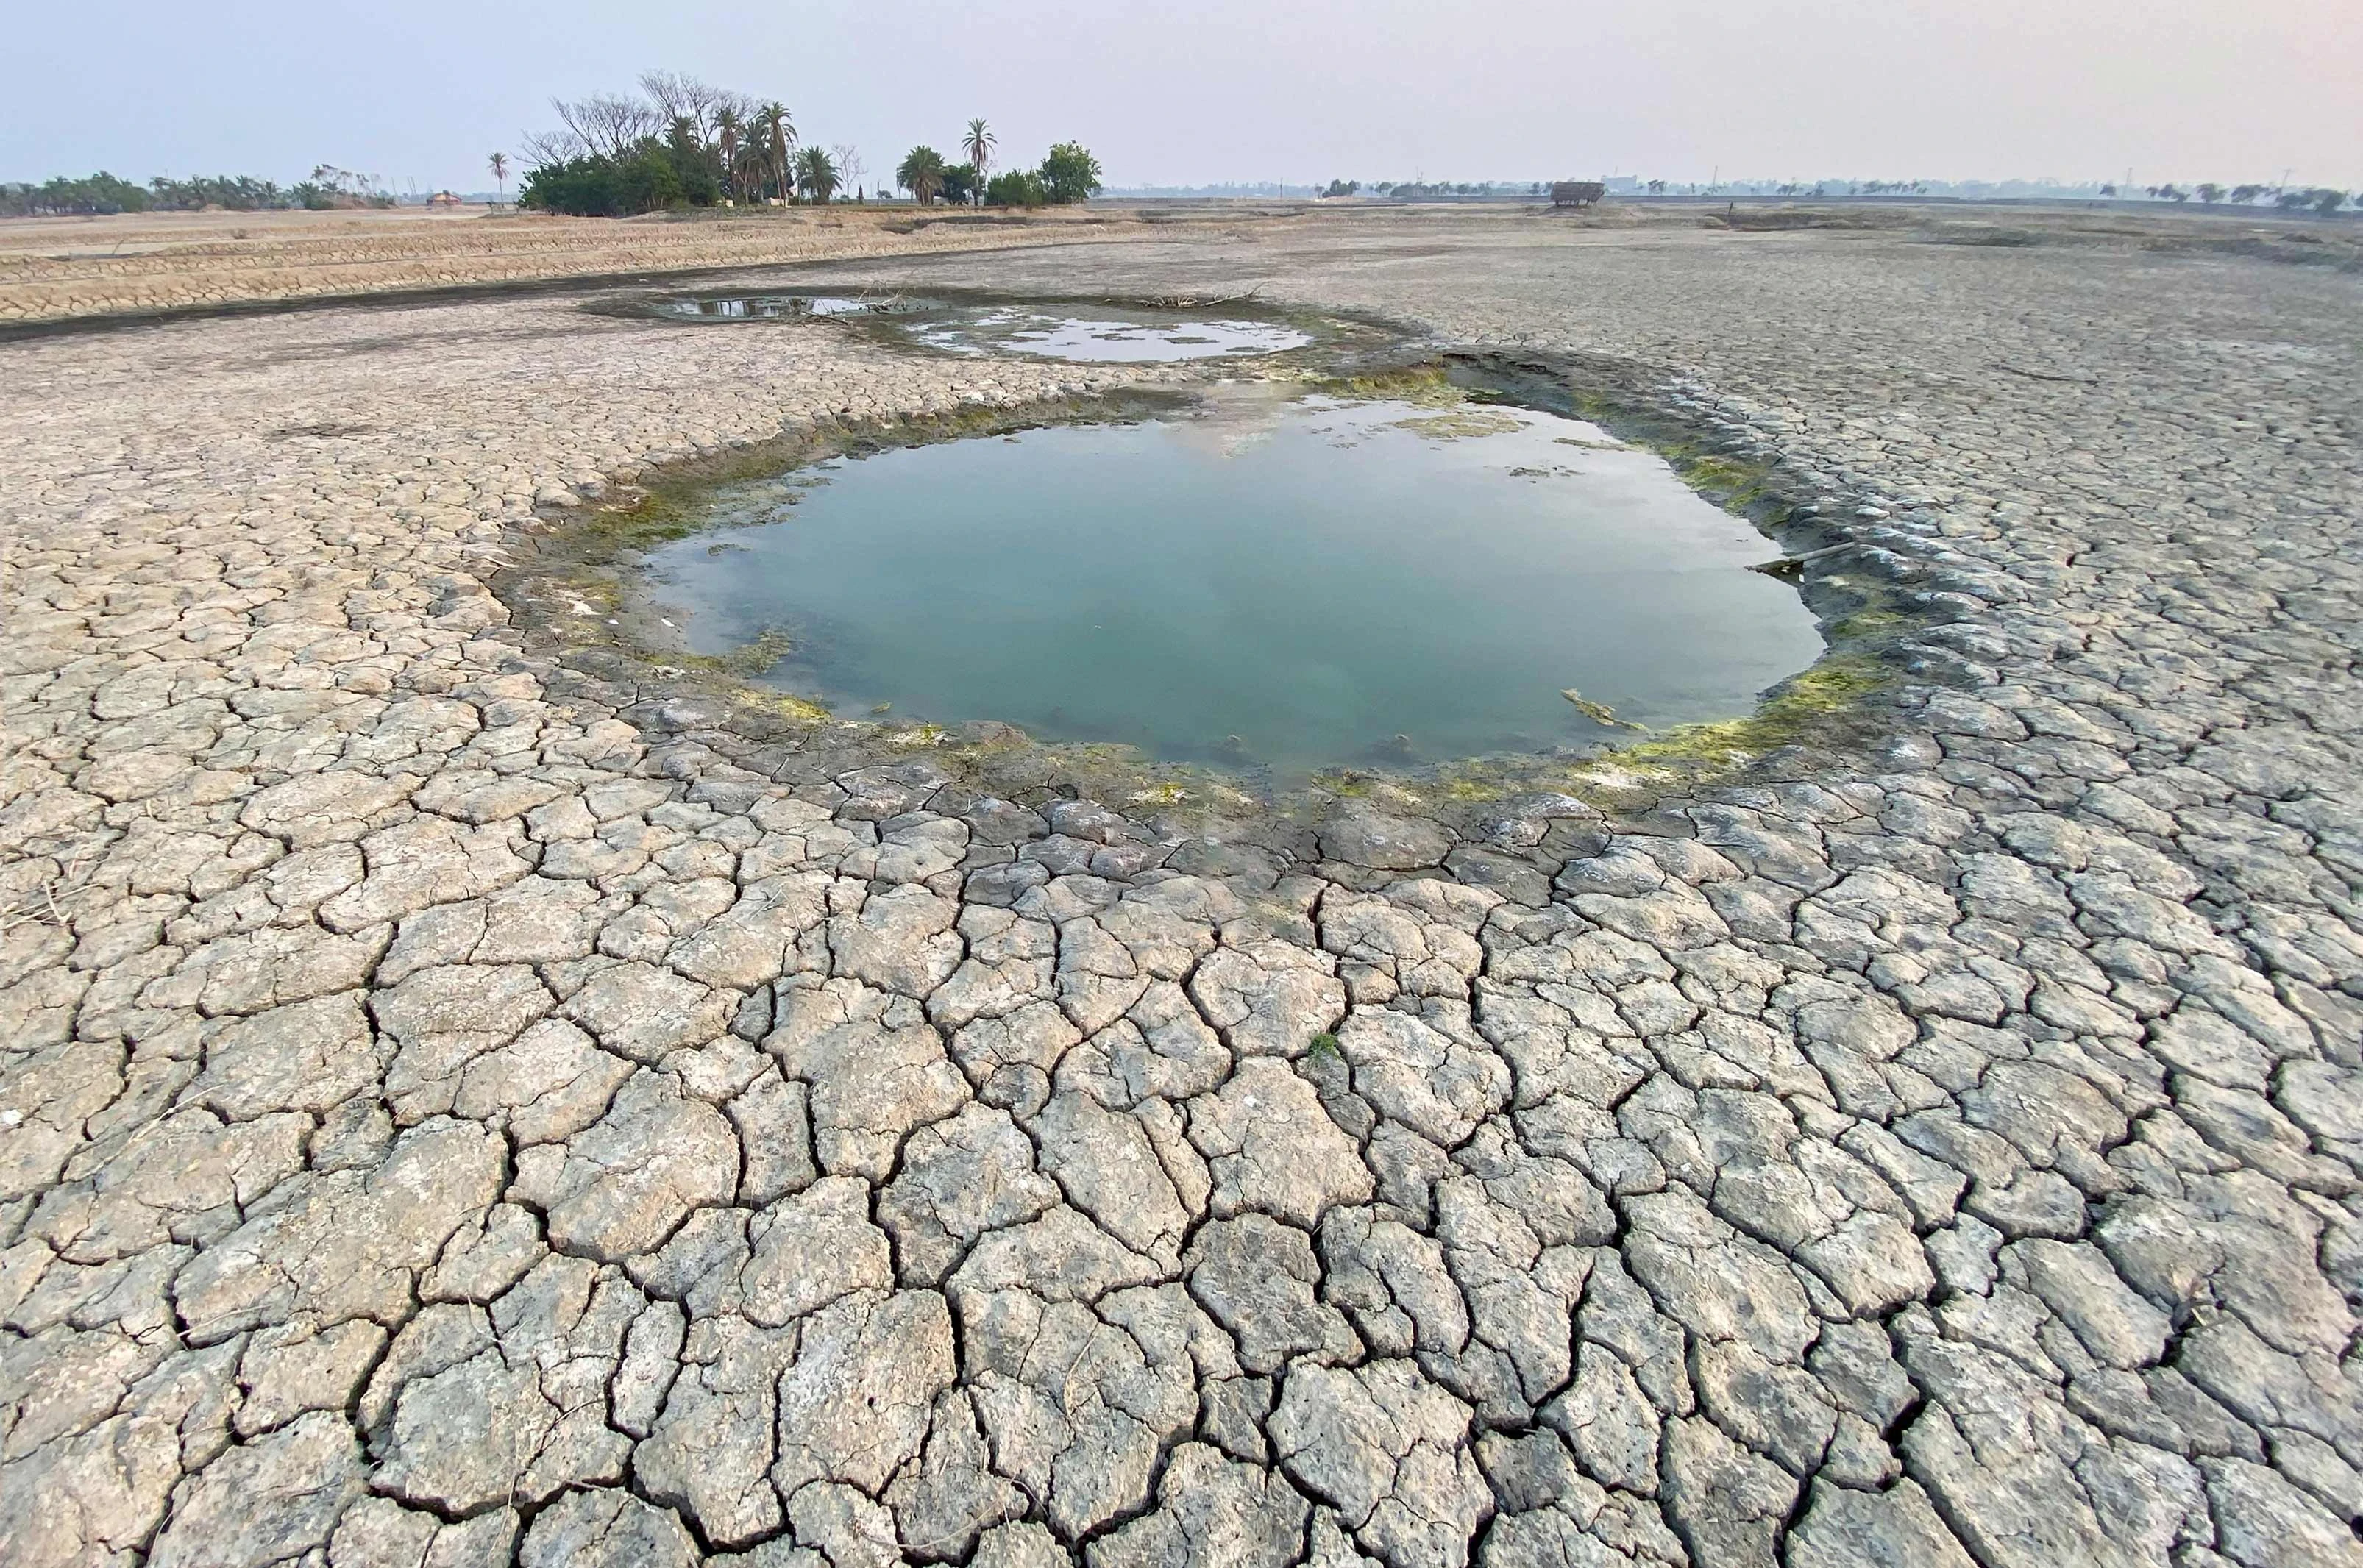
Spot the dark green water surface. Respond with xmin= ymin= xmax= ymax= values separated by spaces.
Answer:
xmin=642 ymin=396 xmax=1822 ymax=772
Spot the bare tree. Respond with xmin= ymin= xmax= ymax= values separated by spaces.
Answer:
xmin=831 ymin=144 xmax=865 ymax=203
xmin=550 ymin=93 xmax=658 ymax=158
xmin=518 ymin=129 xmax=583 ymax=166
xmin=639 ymin=71 xmax=722 ymax=142
xmin=711 ymin=90 xmax=762 ymax=135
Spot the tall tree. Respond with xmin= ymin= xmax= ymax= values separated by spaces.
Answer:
xmin=832 ymin=145 xmax=866 ymax=204
xmin=794 ymin=145 xmax=840 ymax=204
xmin=896 ymin=146 xmax=946 ymax=205
xmin=712 ymin=105 xmax=745 ymax=200
xmin=488 ymin=152 xmax=508 ymax=205
xmin=1037 ymin=142 xmax=1103 ymax=204
xmin=964 ymin=118 xmax=996 ymax=207
xmin=547 ymin=93 xmax=656 ymax=158
xmin=640 ymin=71 xmax=722 ymax=141
xmin=756 ymin=102 xmax=795 ymax=202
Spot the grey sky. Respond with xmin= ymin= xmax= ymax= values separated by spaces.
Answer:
xmin=9 ymin=0 xmax=2359 ymax=190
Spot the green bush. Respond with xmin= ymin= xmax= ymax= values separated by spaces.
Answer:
xmin=984 ymin=169 xmax=1046 ymax=208
xmin=519 ymin=138 xmax=720 ymax=216
xmin=520 ymin=156 xmax=620 ymax=215
xmin=1037 ymin=142 xmax=1103 ymax=204
xmin=615 ymin=147 xmax=689 ymax=213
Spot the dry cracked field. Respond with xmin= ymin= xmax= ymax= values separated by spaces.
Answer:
xmin=4 ymin=206 xmax=2362 ymax=1568
xmin=0 ymin=204 xmax=1203 ymax=324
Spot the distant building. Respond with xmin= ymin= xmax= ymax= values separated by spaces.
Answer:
xmin=427 ymin=190 xmax=463 ymax=207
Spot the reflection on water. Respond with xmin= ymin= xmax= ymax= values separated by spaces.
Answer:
xmin=642 ymin=395 xmax=1823 ymax=772
xmin=909 ymin=307 xmax=1312 ymax=363
xmin=655 ymin=294 xmax=939 ymax=319
xmin=649 ymin=295 xmax=1313 ymax=363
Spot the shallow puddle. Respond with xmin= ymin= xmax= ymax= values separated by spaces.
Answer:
xmin=908 ymin=307 xmax=1311 ymax=363
xmin=639 ymin=395 xmax=1822 ymax=772
xmin=649 ymin=295 xmax=1312 ymax=362
xmin=655 ymin=294 xmax=939 ymax=320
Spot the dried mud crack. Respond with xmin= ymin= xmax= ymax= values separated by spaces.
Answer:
xmin=4 ymin=209 xmax=2362 ymax=1568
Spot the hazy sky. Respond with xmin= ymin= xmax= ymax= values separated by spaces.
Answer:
xmin=9 ymin=0 xmax=2360 ymax=190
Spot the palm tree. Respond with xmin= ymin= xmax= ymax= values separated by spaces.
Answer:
xmin=896 ymin=146 xmax=946 ymax=205
xmin=711 ymin=106 xmax=745 ymax=202
xmin=488 ymin=152 xmax=508 ymax=206
xmin=794 ymin=145 xmax=839 ymax=204
xmin=756 ymin=102 xmax=795 ymax=203
xmin=963 ymin=118 xmax=995 ymax=207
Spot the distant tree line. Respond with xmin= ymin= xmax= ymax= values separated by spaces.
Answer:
xmin=1 ymin=166 xmax=395 ymax=217
xmin=515 ymin=73 xmax=814 ymax=216
xmin=1370 ymin=180 xmax=1507 ymax=199
xmin=516 ymin=71 xmax=1092 ymax=218
xmin=2148 ymin=183 xmax=2353 ymax=215
xmin=1318 ymin=175 xmax=2357 ymax=213
xmin=893 ymin=131 xmax=1101 ymax=210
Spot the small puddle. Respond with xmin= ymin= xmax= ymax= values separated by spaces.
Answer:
xmin=909 ymin=307 xmax=1311 ymax=363
xmin=655 ymin=294 xmax=941 ymax=320
xmin=636 ymin=392 xmax=1822 ymax=774
xmin=647 ymin=294 xmax=1315 ymax=363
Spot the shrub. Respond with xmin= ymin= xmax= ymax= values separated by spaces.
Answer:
xmin=988 ymin=170 xmax=1047 ymax=207
xmin=984 ymin=169 xmax=1047 ymax=208
xmin=616 ymin=146 xmax=690 ymax=213
xmin=1037 ymin=142 xmax=1103 ymax=204
xmin=521 ymin=155 xmax=622 ymax=215
xmin=519 ymin=139 xmax=718 ymax=216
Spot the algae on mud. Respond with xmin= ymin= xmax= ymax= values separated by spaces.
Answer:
xmin=633 ymin=390 xmax=1824 ymax=776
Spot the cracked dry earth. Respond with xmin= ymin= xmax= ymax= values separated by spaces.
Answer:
xmin=4 ymin=218 xmax=2363 ymax=1568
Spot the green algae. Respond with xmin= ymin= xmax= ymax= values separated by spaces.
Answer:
xmin=500 ymin=338 xmax=1925 ymax=821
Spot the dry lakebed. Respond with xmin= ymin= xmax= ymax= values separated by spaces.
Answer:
xmin=3 ymin=202 xmax=2362 ymax=1568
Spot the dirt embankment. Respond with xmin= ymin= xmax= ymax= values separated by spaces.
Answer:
xmin=0 ymin=204 xmax=1181 ymax=324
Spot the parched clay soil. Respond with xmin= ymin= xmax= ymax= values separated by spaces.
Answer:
xmin=3 ymin=206 xmax=2362 ymax=1568
xmin=10 ymin=197 xmax=2350 ymax=327
xmin=0 ymin=204 xmax=1176 ymax=324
